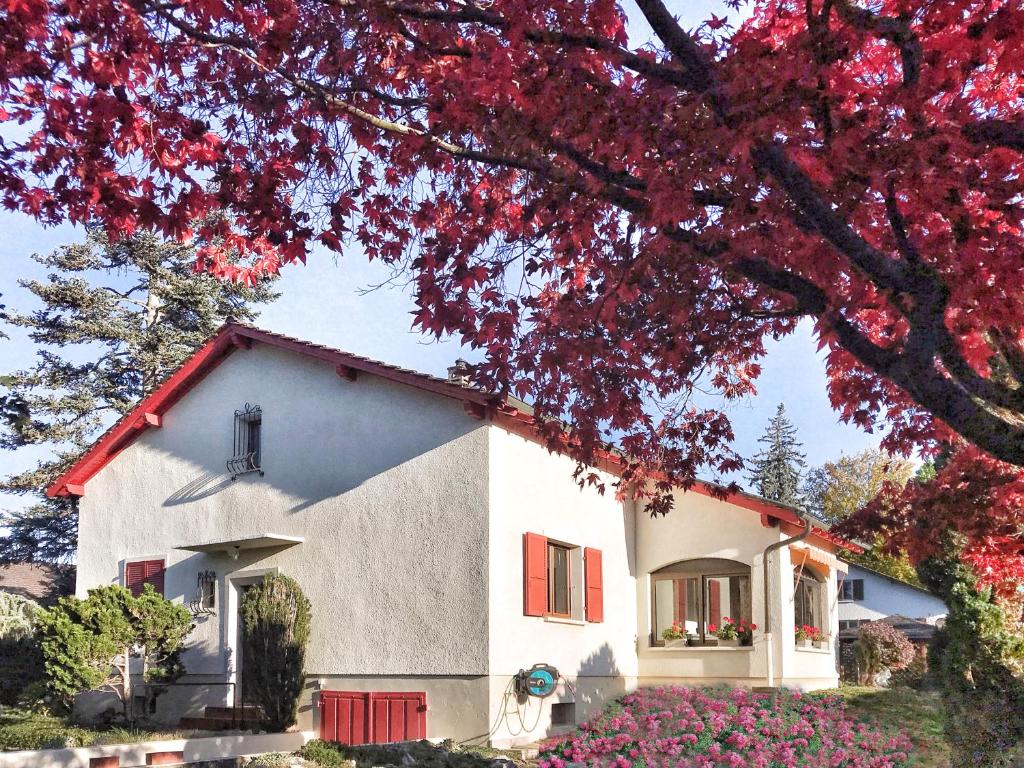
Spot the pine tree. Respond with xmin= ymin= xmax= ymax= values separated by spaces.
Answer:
xmin=0 ymin=230 xmax=278 ymax=562
xmin=746 ymin=403 xmax=807 ymax=507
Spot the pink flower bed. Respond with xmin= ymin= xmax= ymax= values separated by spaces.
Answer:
xmin=539 ymin=686 xmax=912 ymax=768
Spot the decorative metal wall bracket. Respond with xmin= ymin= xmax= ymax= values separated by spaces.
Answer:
xmin=187 ymin=569 xmax=217 ymax=617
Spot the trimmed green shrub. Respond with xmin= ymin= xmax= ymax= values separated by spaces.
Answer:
xmin=240 ymin=574 xmax=311 ymax=732
xmin=36 ymin=584 xmax=193 ymax=723
xmin=0 ymin=709 xmax=93 ymax=751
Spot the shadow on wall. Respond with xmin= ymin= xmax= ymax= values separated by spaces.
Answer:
xmin=559 ymin=642 xmax=622 ymax=737
xmin=164 ymin=471 xmax=235 ymax=506
xmin=153 ymin=384 xmax=484 ymax=516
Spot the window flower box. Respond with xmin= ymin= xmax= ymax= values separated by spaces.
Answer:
xmin=795 ymin=624 xmax=825 ymax=648
xmin=709 ymin=617 xmax=756 ymax=648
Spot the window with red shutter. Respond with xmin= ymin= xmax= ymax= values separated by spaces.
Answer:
xmin=124 ymin=558 xmax=165 ymax=597
xmin=584 ymin=548 xmax=603 ymax=623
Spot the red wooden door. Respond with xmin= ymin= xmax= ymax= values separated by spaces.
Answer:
xmin=320 ymin=691 xmax=426 ymax=744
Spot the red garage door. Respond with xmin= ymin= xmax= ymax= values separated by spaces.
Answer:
xmin=320 ymin=691 xmax=426 ymax=744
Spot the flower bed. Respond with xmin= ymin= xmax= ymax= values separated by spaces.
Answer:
xmin=539 ymin=686 xmax=913 ymax=768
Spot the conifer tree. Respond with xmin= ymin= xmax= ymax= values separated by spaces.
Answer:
xmin=0 ymin=230 xmax=278 ymax=562
xmin=746 ymin=403 xmax=806 ymax=507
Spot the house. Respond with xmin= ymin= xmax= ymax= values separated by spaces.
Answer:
xmin=50 ymin=323 xmax=859 ymax=747
xmin=837 ymin=561 xmax=947 ymax=632
xmin=0 ymin=562 xmax=75 ymax=606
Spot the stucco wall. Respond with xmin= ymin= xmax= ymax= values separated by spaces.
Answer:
xmin=838 ymin=564 xmax=947 ymax=624
xmin=486 ymin=427 xmax=639 ymax=745
xmin=76 ymin=342 xmax=491 ymax=722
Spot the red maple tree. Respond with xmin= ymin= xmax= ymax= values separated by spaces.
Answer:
xmin=2 ymin=0 xmax=1022 ymax=572
xmin=847 ymin=445 xmax=1024 ymax=601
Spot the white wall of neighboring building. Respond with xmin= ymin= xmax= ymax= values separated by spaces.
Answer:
xmin=838 ymin=563 xmax=947 ymax=624
xmin=486 ymin=426 xmax=638 ymax=746
xmin=76 ymin=343 xmax=492 ymax=735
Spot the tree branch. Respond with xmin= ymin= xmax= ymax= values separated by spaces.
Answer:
xmin=832 ymin=0 xmax=921 ymax=87
xmin=379 ymin=2 xmax=703 ymax=91
xmin=963 ymin=118 xmax=1024 ymax=151
xmin=751 ymin=141 xmax=914 ymax=293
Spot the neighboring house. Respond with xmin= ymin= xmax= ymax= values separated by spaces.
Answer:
xmin=50 ymin=323 xmax=859 ymax=747
xmin=0 ymin=562 xmax=75 ymax=606
xmin=837 ymin=562 xmax=948 ymax=632
xmin=834 ymin=563 xmax=947 ymax=680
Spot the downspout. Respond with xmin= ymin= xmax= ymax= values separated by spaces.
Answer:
xmin=760 ymin=508 xmax=813 ymax=688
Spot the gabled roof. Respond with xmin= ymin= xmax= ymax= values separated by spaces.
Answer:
xmin=47 ymin=323 xmax=860 ymax=554
xmin=47 ymin=322 xmax=496 ymax=498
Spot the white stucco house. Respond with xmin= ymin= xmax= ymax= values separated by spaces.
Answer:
xmin=51 ymin=323 xmax=859 ymax=747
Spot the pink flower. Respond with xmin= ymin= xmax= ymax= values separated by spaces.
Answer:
xmin=537 ymin=686 xmax=912 ymax=767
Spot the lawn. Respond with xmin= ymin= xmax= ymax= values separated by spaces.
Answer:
xmin=0 ymin=707 xmax=193 ymax=752
xmin=824 ymin=686 xmax=950 ymax=768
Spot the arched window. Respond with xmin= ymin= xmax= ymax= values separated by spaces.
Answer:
xmin=794 ymin=564 xmax=826 ymax=633
xmin=651 ymin=558 xmax=752 ymax=646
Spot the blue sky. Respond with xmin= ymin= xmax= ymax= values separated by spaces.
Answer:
xmin=0 ymin=0 xmax=885 ymax=516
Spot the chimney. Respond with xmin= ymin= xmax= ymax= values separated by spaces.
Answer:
xmin=447 ymin=359 xmax=472 ymax=387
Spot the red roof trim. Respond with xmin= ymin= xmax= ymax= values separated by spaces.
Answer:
xmin=47 ymin=323 xmax=493 ymax=498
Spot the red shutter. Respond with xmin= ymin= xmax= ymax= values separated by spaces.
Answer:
xmin=125 ymin=561 xmax=145 ymax=596
xmin=673 ymin=579 xmax=687 ymax=622
xmin=125 ymin=559 xmax=165 ymax=597
xmin=144 ymin=559 xmax=166 ymax=596
xmin=523 ymin=533 xmax=548 ymax=616
xmin=708 ymin=580 xmax=721 ymax=627
xmin=584 ymin=547 xmax=603 ymax=623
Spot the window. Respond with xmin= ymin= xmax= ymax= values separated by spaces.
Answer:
xmin=523 ymin=534 xmax=600 ymax=622
xmin=228 ymin=403 xmax=262 ymax=478
xmin=839 ymin=619 xmax=871 ymax=632
xmin=838 ymin=578 xmax=864 ymax=602
xmin=547 ymin=542 xmax=572 ymax=617
xmin=651 ymin=559 xmax=752 ymax=646
xmin=795 ymin=566 xmax=826 ymax=630
xmin=124 ymin=559 xmax=165 ymax=597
